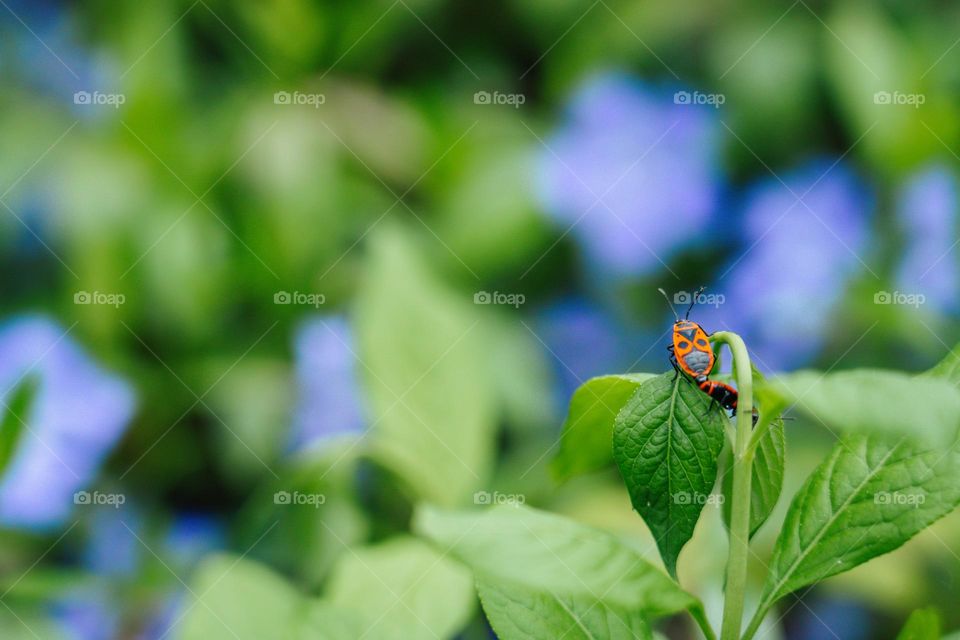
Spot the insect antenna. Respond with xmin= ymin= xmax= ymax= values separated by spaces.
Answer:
xmin=657 ymin=288 xmax=680 ymax=321
xmin=685 ymin=286 xmax=706 ymax=319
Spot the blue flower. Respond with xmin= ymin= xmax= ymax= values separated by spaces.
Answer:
xmin=162 ymin=513 xmax=225 ymax=569
xmin=537 ymin=72 xmax=722 ymax=276
xmin=66 ymin=510 xmax=224 ymax=638
xmin=894 ymin=164 xmax=958 ymax=314
xmin=81 ymin=504 xmax=142 ymax=578
xmin=696 ymin=160 xmax=872 ymax=371
xmin=137 ymin=592 xmax=183 ymax=640
xmin=119 ymin=515 xmax=224 ymax=638
xmin=4 ymin=0 xmax=111 ymax=105
xmin=789 ymin=597 xmax=874 ymax=640
xmin=288 ymin=315 xmax=366 ymax=452
xmin=536 ymin=299 xmax=630 ymax=408
xmin=0 ymin=316 xmax=136 ymax=530
xmin=51 ymin=586 xmax=120 ymax=640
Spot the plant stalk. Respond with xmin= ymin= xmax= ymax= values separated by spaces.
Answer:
xmin=711 ymin=332 xmax=754 ymax=640
xmin=741 ymin=601 xmax=768 ymax=640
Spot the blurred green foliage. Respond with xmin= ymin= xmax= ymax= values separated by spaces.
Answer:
xmin=1 ymin=0 xmax=960 ymax=638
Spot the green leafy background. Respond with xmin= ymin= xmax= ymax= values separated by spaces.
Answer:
xmin=1 ymin=1 xmax=960 ymax=639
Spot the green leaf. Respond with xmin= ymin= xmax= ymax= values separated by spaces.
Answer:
xmin=295 ymin=602 xmax=365 ymax=640
xmin=552 ymin=373 xmax=655 ymax=481
xmin=825 ymin=3 xmax=936 ymax=171
xmin=325 ymin=537 xmax=475 ymax=640
xmin=204 ymin=359 xmax=292 ymax=481
xmin=722 ymin=417 xmax=785 ymax=537
xmin=482 ymin=314 xmax=555 ymax=432
xmin=179 ymin=554 xmax=362 ymax=640
xmin=612 ymin=372 xmax=727 ymax=576
xmin=355 ymin=225 xmax=495 ymax=505
xmin=762 ymin=369 xmax=960 ymax=444
xmin=234 ymin=438 xmax=368 ymax=590
xmin=0 ymin=377 xmax=36 ymax=474
xmin=414 ymin=504 xmax=701 ymax=619
xmin=757 ymin=435 xmax=960 ymax=611
xmin=476 ymin=578 xmax=653 ymax=640
xmin=926 ymin=343 xmax=960 ymax=387
xmin=0 ymin=610 xmax=66 ymax=640
xmin=180 ymin=555 xmax=303 ymax=640
xmin=434 ymin=140 xmax=548 ymax=276
xmin=896 ymin=607 xmax=940 ymax=640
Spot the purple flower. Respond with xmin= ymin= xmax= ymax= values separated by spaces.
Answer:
xmin=697 ymin=160 xmax=872 ymax=371
xmin=894 ymin=164 xmax=958 ymax=314
xmin=0 ymin=316 xmax=136 ymax=530
xmin=537 ymin=72 xmax=722 ymax=276
xmin=51 ymin=586 xmax=120 ymax=640
xmin=288 ymin=315 xmax=366 ymax=452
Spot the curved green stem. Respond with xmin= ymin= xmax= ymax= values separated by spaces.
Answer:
xmin=710 ymin=332 xmax=754 ymax=640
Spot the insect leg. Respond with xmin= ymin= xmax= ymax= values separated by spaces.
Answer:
xmin=669 ymin=354 xmax=682 ymax=381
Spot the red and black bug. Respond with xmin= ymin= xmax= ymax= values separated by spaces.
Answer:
xmin=697 ymin=379 xmax=739 ymax=413
xmin=659 ymin=287 xmax=715 ymax=383
xmin=658 ymin=288 xmax=758 ymax=424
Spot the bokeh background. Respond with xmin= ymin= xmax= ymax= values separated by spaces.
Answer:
xmin=0 ymin=0 xmax=959 ymax=638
